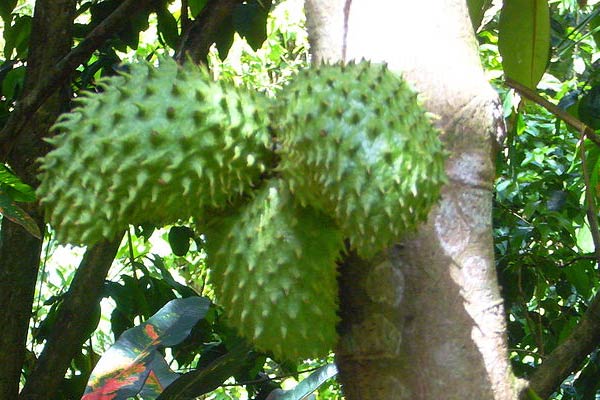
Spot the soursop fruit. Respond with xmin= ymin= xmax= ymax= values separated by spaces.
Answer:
xmin=37 ymin=57 xmax=272 ymax=245
xmin=275 ymin=61 xmax=446 ymax=257
xmin=204 ymin=180 xmax=343 ymax=360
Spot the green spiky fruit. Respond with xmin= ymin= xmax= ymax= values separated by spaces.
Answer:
xmin=275 ymin=61 xmax=446 ymax=257
xmin=37 ymin=57 xmax=272 ymax=245
xmin=204 ymin=180 xmax=343 ymax=360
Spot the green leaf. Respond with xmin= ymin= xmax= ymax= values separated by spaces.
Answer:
xmin=498 ymin=0 xmax=550 ymax=88
xmin=189 ymin=0 xmax=208 ymax=17
xmin=467 ymin=0 xmax=492 ymax=31
xmin=83 ymin=297 xmax=210 ymax=400
xmin=0 ymin=0 xmax=16 ymax=22
xmin=0 ymin=190 xmax=41 ymax=239
xmin=576 ymin=221 xmax=594 ymax=254
xmin=0 ymin=164 xmax=35 ymax=202
xmin=1 ymin=64 xmax=25 ymax=101
xmin=214 ymin=15 xmax=235 ymax=60
xmin=157 ymin=7 xmax=179 ymax=49
xmin=579 ymin=86 xmax=600 ymax=130
xmin=526 ymin=387 xmax=543 ymax=400
xmin=156 ymin=342 xmax=253 ymax=400
xmin=139 ymin=357 xmax=180 ymax=399
xmin=3 ymin=15 xmax=32 ymax=59
xmin=590 ymin=13 xmax=600 ymax=49
xmin=168 ymin=226 xmax=193 ymax=256
xmin=149 ymin=255 xmax=197 ymax=298
xmin=233 ymin=0 xmax=272 ymax=51
xmin=266 ymin=364 xmax=338 ymax=400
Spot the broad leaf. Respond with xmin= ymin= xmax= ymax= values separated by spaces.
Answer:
xmin=0 ymin=0 xmax=16 ymax=23
xmin=189 ymin=0 xmax=208 ymax=17
xmin=0 ymin=190 xmax=41 ymax=238
xmin=149 ymin=255 xmax=198 ymax=298
xmin=82 ymin=296 xmax=211 ymax=400
xmin=157 ymin=7 xmax=179 ymax=49
xmin=139 ymin=357 xmax=180 ymax=399
xmin=157 ymin=342 xmax=253 ymax=399
xmin=467 ymin=0 xmax=492 ymax=31
xmin=498 ymin=0 xmax=550 ymax=88
xmin=266 ymin=364 xmax=338 ymax=400
xmin=167 ymin=226 xmax=193 ymax=257
xmin=579 ymin=85 xmax=600 ymax=130
xmin=214 ymin=15 xmax=235 ymax=60
xmin=3 ymin=15 xmax=32 ymax=59
xmin=233 ymin=0 xmax=273 ymax=50
xmin=0 ymin=164 xmax=36 ymax=202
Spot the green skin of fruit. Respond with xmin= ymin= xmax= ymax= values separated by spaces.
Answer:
xmin=204 ymin=180 xmax=344 ymax=361
xmin=37 ymin=57 xmax=272 ymax=245
xmin=37 ymin=58 xmax=446 ymax=360
xmin=276 ymin=61 xmax=446 ymax=257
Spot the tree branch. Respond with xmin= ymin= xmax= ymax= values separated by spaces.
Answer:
xmin=19 ymin=235 xmax=123 ymax=400
xmin=0 ymin=208 xmax=44 ymax=400
xmin=0 ymin=0 xmax=75 ymax=397
xmin=175 ymin=0 xmax=243 ymax=64
xmin=505 ymin=78 xmax=600 ymax=147
xmin=0 ymin=0 xmax=153 ymax=162
xmin=527 ymin=292 xmax=600 ymax=398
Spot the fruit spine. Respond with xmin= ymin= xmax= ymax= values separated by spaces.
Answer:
xmin=37 ymin=57 xmax=272 ymax=245
xmin=275 ymin=61 xmax=446 ymax=257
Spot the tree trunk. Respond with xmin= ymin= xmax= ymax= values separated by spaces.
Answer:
xmin=304 ymin=1 xmax=522 ymax=398
xmin=0 ymin=1 xmax=75 ymax=399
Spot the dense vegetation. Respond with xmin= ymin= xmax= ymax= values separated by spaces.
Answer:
xmin=3 ymin=0 xmax=600 ymax=399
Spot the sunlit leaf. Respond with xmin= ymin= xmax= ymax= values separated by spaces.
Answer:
xmin=266 ymin=364 xmax=338 ymax=400
xmin=139 ymin=357 xmax=180 ymax=399
xmin=157 ymin=7 xmax=179 ymax=49
xmin=0 ymin=190 xmax=41 ymax=238
xmin=0 ymin=164 xmax=36 ymax=201
xmin=189 ymin=0 xmax=208 ymax=17
xmin=82 ymin=296 xmax=210 ymax=400
xmin=498 ymin=0 xmax=550 ymax=88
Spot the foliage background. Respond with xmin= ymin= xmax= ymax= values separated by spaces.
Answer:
xmin=4 ymin=0 xmax=600 ymax=398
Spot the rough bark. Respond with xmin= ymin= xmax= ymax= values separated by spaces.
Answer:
xmin=19 ymin=236 xmax=122 ymax=400
xmin=304 ymin=1 xmax=520 ymax=399
xmin=0 ymin=1 xmax=75 ymax=399
xmin=0 ymin=210 xmax=44 ymax=400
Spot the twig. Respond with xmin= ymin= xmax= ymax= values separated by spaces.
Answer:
xmin=0 ymin=0 xmax=152 ymax=161
xmin=505 ymin=78 xmax=600 ymax=147
xmin=221 ymin=365 xmax=325 ymax=387
xmin=508 ymin=348 xmax=546 ymax=360
xmin=181 ymin=0 xmax=190 ymax=31
xmin=175 ymin=0 xmax=243 ymax=64
xmin=578 ymin=129 xmax=600 ymax=268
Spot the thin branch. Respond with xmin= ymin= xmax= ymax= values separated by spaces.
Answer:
xmin=527 ymin=293 xmax=600 ymax=399
xmin=181 ymin=0 xmax=190 ymax=32
xmin=0 ymin=0 xmax=153 ymax=161
xmin=578 ymin=130 xmax=600 ymax=267
xmin=221 ymin=365 xmax=325 ymax=387
xmin=175 ymin=0 xmax=243 ymax=64
xmin=19 ymin=234 xmax=123 ymax=400
xmin=505 ymin=78 xmax=600 ymax=147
